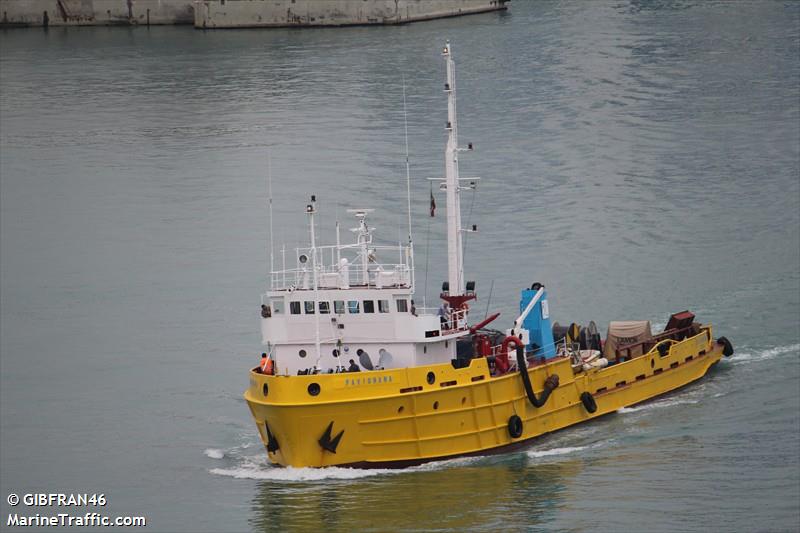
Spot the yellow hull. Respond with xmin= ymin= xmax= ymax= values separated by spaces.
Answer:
xmin=245 ymin=327 xmax=723 ymax=468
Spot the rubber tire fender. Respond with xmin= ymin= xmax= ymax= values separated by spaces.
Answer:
xmin=580 ymin=391 xmax=598 ymax=414
xmin=508 ymin=415 xmax=523 ymax=439
xmin=657 ymin=342 xmax=670 ymax=357
xmin=717 ymin=336 xmax=734 ymax=357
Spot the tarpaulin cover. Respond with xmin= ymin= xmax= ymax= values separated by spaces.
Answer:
xmin=604 ymin=320 xmax=652 ymax=360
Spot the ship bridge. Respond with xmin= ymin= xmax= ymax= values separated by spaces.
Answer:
xmin=259 ymin=207 xmax=469 ymax=375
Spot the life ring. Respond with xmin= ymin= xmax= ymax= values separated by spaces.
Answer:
xmin=580 ymin=391 xmax=597 ymax=413
xmin=508 ymin=415 xmax=523 ymax=438
xmin=501 ymin=335 xmax=523 ymax=354
xmin=717 ymin=336 xmax=734 ymax=357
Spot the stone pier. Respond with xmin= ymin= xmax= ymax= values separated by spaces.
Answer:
xmin=0 ymin=0 xmax=194 ymax=27
xmin=194 ymin=0 xmax=509 ymax=29
xmin=0 ymin=0 xmax=508 ymax=28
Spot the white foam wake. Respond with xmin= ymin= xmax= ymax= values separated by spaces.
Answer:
xmin=209 ymin=454 xmax=484 ymax=482
xmin=210 ymin=464 xmax=395 ymax=481
xmin=204 ymin=448 xmax=225 ymax=459
xmin=618 ymin=397 xmax=699 ymax=414
xmin=526 ymin=446 xmax=586 ymax=458
xmin=733 ymin=343 xmax=799 ymax=365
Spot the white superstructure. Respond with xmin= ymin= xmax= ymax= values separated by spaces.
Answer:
xmin=260 ymin=42 xmax=477 ymax=376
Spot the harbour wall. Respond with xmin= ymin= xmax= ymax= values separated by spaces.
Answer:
xmin=0 ymin=0 xmax=508 ymax=28
xmin=0 ymin=1 xmax=194 ymax=27
xmin=194 ymin=0 xmax=509 ymax=29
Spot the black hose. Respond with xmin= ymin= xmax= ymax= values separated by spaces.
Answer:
xmin=516 ymin=346 xmax=559 ymax=408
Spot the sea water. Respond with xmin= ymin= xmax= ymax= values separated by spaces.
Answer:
xmin=1 ymin=1 xmax=798 ymax=531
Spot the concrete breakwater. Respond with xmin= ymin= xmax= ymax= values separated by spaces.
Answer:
xmin=0 ymin=0 xmax=194 ymax=26
xmin=194 ymin=0 xmax=508 ymax=29
xmin=0 ymin=0 xmax=508 ymax=28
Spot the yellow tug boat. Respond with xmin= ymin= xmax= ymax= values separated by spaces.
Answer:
xmin=244 ymin=42 xmax=734 ymax=468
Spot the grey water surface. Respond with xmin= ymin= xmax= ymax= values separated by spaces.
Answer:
xmin=1 ymin=1 xmax=798 ymax=531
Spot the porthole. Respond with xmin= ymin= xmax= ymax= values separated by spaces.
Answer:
xmin=398 ymin=406 xmax=404 ymax=414
xmin=427 ymin=371 xmax=435 ymax=385
xmin=308 ymin=383 xmax=321 ymax=396
xmin=262 ymin=383 xmax=269 ymax=397
xmin=433 ymin=401 xmax=439 ymax=410
xmin=299 ymin=349 xmax=307 ymax=358
xmin=461 ymin=397 xmax=466 ymax=405
xmin=650 ymin=358 xmax=655 ymax=368
xmin=332 ymin=348 xmax=340 ymax=357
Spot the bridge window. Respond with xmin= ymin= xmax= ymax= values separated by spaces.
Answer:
xmin=363 ymin=300 xmax=375 ymax=313
xmin=290 ymin=302 xmax=301 ymax=315
xmin=396 ymin=299 xmax=408 ymax=312
xmin=304 ymin=301 xmax=315 ymax=314
xmin=378 ymin=300 xmax=390 ymax=313
xmin=271 ymin=299 xmax=284 ymax=314
xmin=348 ymin=300 xmax=360 ymax=314
xmin=319 ymin=301 xmax=330 ymax=314
xmin=334 ymin=300 xmax=345 ymax=314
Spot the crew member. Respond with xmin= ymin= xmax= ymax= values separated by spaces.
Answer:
xmin=438 ymin=302 xmax=450 ymax=328
xmin=260 ymin=352 xmax=274 ymax=375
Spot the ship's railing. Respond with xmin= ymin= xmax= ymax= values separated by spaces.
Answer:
xmin=615 ymin=324 xmax=703 ymax=361
xmin=268 ymin=243 xmax=413 ymax=291
xmin=269 ymin=264 xmax=411 ymax=291
xmin=417 ymin=307 xmax=469 ymax=333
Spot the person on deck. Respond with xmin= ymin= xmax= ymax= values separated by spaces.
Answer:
xmin=438 ymin=302 xmax=450 ymax=328
xmin=259 ymin=353 xmax=273 ymax=375
xmin=347 ymin=359 xmax=360 ymax=372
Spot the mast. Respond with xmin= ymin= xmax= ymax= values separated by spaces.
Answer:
xmin=402 ymin=75 xmax=416 ymax=293
xmin=443 ymin=41 xmax=464 ymax=297
xmin=308 ymin=196 xmax=322 ymax=370
xmin=267 ymin=151 xmax=274 ymax=289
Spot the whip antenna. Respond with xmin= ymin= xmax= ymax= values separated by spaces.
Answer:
xmin=403 ymin=75 xmax=413 ymax=244
xmin=268 ymin=150 xmax=275 ymax=288
xmin=403 ymin=74 xmax=416 ymax=291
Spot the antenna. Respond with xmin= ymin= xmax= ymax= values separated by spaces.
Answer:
xmin=402 ymin=74 xmax=416 ymax=292
xmin=268 ymin=150 xmax=275 ymax=289
xmin=403 ymin=75 xmax=413 ymax=245
xmin=308 ymin=196 xmax=322 ymax=371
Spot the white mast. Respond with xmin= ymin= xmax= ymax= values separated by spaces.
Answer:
xmin=402 ymin=75 xmax=415 ymax=293
xmin=267 ymin=151 xmax=274 ymax=288
xmin=443 ymin=41 xmax=464 ymax=297
xmin=308 ymin=196 xmax=322 ymax=370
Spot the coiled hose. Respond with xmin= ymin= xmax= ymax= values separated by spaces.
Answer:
xmin=516 ymin=345 xmax=559 ymax=408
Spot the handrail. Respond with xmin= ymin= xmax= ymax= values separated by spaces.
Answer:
xmin=441 ymin=308 xmax=470 ymax=333
xmin=615 ymin=324 xmax=699 ymax=361
xmin=268 ymin=263 xmax=412 ymax=291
